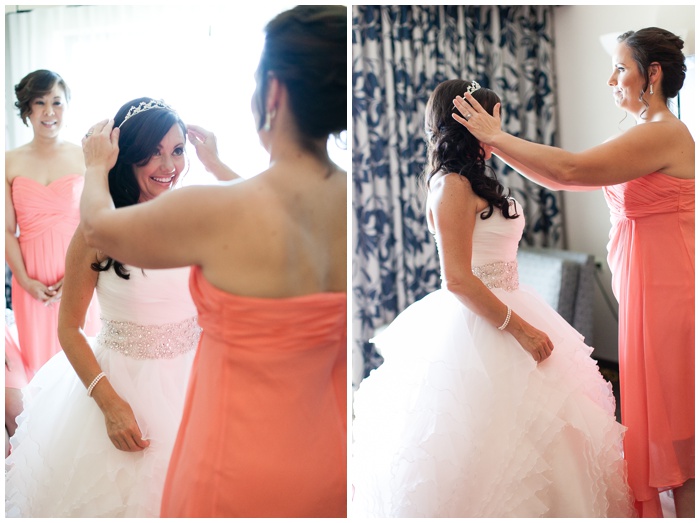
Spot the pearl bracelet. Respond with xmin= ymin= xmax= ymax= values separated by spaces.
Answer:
xmin=87 ymin=371 xmax=106 ymax=397
xmin=498 ymin=306 xmax=512 ymax=331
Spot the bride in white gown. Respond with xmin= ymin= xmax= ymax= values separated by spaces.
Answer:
xmin=351 ymin=80 xmax=636 ymax=517
xmin=5 ymin=98 xmax=235 ymax=517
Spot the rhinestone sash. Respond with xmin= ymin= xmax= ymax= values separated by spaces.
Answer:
xmin=472 ymin=260 xmax=519 ymax=291
xmin=95 ymin=316 xmax=201 ymax=360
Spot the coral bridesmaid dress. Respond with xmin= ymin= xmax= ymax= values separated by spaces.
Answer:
xmin=160 ymin=266 xmax=347 ymax=517
xmin=604 ymin=172 xmax=694 ymax=517
xmin=10 ymin=174 xmax=100 ymax=377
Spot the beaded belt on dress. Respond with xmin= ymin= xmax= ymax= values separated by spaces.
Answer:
xmin=95 ymin=316 xmax=201 ymax=360
xmin=472 ymin=260 xmax=519 ymax=291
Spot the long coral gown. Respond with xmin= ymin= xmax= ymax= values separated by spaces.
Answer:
xmin=10 ymin=174 xmax=100 ymax=377
xmin=603 ymin=172 xmax=695 ymax=517
xmin=160 ymin=266 xmax=347 ymax=517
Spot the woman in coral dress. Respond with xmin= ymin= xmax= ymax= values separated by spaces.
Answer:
xmin=455 ymin=27 xmax=694 ymax=517
xmin=79 ymin=6 xmax=347 ymax=517
xmin=6 ymin=98 xmax=200 ymax=517
xmin=5 ymin=70 xmax=100 ymax=380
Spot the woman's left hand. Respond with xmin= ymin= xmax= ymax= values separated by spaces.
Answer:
xmin=452 ymin=92 xmax=503 ymax=146
xmin=82 ymin=119 xmax=120 ymax=173
xmin=44 ymin=278 xmax=64 ymax=305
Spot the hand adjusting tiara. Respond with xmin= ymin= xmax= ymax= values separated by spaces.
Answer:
xmin=466 ymin=81 xmax=481 ymax=95
xmin=119 ymin=99 xmax=173 ymax=128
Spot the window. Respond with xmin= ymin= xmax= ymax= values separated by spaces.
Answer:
xmin=5 ymin=4 xmax=348 ymax=184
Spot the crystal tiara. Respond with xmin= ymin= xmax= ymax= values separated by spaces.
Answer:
xmin=118 ymin=99 xmax=174 ymax=128
xmin=466 ymin=80 xmax=481 ymax=95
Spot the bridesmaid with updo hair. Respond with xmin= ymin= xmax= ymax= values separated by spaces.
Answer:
xmin=454 ymin=26 xmax=694 ymax=517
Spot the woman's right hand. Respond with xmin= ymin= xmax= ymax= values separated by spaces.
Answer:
xmin=82 ymin=119 xmax=120 ymax=172
xmin=510 ymin=319 xmax=554 ymax=364
xmin=452 ymin=92 xmax=503 ymax=146
xmin=21 ymin=277 xmax=58 ymax=303
xmin=101 ymin=395 xmax=150 ymax=452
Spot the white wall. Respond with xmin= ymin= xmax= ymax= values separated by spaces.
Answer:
xmin=552 ymin=5 xmax=695 ymax=362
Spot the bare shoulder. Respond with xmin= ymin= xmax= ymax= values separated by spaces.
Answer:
xmin=5 ymin=145 xmax=30 ymax=182
xmin=429 ymin=172 xmax=475 ymax=201
xmin=63 ymin=141 xmax=85 ymax=157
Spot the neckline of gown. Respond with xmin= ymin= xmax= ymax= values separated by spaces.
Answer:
xmin=11 ymin=173 xmax=83 ymax=188
xmin=639 ymin=171 xmax=694 ymax=184
xmin=191 ymin=265 xmax=346 ymax=304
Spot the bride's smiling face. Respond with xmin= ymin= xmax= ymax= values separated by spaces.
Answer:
xmin=133 ymin=124 xmax=186 ymax=203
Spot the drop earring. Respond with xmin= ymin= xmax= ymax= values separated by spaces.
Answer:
xmin=263 ymin=108 xmax=277 ymax=132
xmin=649 ymin=83 xmax=654 ymax=95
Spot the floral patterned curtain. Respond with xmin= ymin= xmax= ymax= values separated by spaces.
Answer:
xmin=352 ymin=5 xmax=563 ymax=385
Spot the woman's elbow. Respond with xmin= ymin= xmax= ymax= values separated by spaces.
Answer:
xmin=79 ymin=216 xmax=106 ymax=250
xmin=443 ymin=273 xmax=478 ymax=298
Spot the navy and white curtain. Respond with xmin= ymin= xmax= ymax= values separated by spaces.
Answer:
xmin=352 ymin=5 xmax=563 ymax=385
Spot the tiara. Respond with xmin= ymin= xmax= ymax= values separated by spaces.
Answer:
xmin=119 ymin=99 xmax=173 ymax=128
xmin=466 ymin=81 xmax=481 ymax=95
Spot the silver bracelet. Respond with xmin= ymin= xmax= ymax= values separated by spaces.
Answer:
xmin=497 ymin=306 xmax=512 ymax=331
xmin=87 ymin=371 xmax=106 ymax=397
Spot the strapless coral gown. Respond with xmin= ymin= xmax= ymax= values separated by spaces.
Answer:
xmin=5 ymin=266 xmax=199 ymax=517
xmin=603 ymin=172 xmax=694 ymax=517
xmin=161 ymin=266 xmax=347 ymax=517
xmin=351 ymin=199 xmax=635 ymax=517
xmin=10 ymin=174 xmax=100 ymax=377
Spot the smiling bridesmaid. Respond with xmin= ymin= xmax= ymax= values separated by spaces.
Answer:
xmin=4 ymin=70 xmax=101 ymax=411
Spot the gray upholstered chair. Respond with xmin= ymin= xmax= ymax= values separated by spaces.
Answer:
xmin=516 ymin=247 xmax=595 ymax=344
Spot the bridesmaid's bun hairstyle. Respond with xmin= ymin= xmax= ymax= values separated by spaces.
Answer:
xmin=14 ymin=69 xmax=71 ymax=126
xmin=424 ymin=79 xmax=517 ymax=221
xmin=255 ymin=5 xmax=346 ymax=150
xmin=618 ymin=27 xmax=686 ymax=100
xmin=91 ymin=97 xmax=186 ymax=280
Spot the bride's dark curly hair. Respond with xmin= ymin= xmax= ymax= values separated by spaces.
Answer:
xmin=90 ymin=97 xmax=186 ymax=280
xmin=423 ymin=79 xmax=518 ymax=220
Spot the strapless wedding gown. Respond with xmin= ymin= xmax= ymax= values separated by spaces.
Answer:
xmin=5 ymin=266 xmax=200 ymax=517
xmin=352 ymin=199 xmax=636 ymax=517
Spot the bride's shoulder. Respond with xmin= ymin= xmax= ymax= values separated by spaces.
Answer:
xmin=429 ymin=172 xmax=476 ymax=198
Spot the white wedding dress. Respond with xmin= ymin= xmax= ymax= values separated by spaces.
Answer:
xmin=6 ymin=265 xmax=200 ymax=517
xmin=352 ymin=200 xmax=636 ymax=517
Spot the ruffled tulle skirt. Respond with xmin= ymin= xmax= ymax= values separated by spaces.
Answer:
xmin=352 ymin=286 xmax=636 ymax=518
xmin=5 ymin=342 xmax=195 ymax=517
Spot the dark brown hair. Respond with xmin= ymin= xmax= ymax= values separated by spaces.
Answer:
xmin=91 ymin=97 xmax=186 ymax=280
xmin=255 ymin=5 xmax=347 ymax=152
xmin=424 ymin=79 xmax=517 ymax=220
xmin=618 ymin=27 xmax=686 ymax=100
xmin=14 ymin=69 xmax=71 ymax=126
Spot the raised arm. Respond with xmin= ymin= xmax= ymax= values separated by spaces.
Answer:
xmin=454 ymin=92 xmax=679 ymax=187
xmin=80 ymin=119 xmax=212 ymax=269
xmin=429 ymin=173 xmax=553 ymax=363
xmin=187 ymin=124 xmax=241 ymax=182
xmin=58 ymin=229 xmax=149 ymax=452
xmin=489 ymin=147 xmax=599 ymax=192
